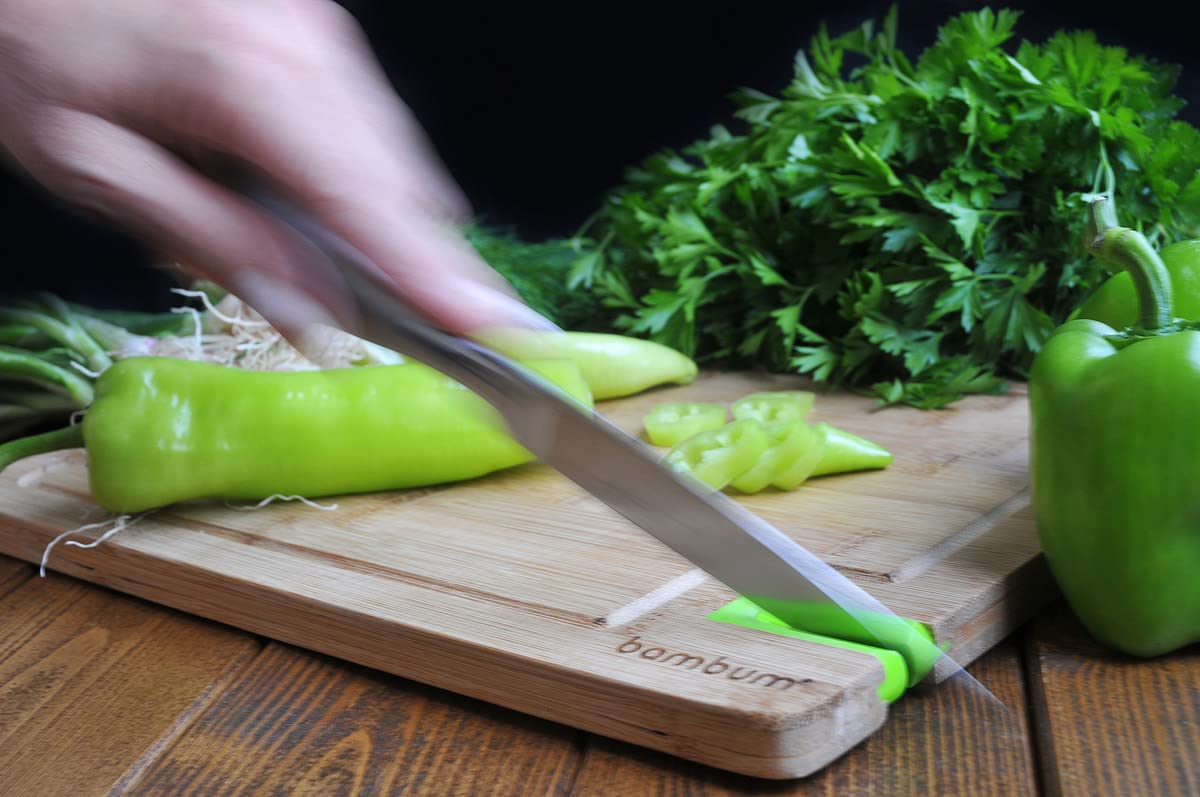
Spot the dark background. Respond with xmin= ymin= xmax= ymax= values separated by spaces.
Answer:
xmin=3 ymin=1 xmax=1197 ymax=310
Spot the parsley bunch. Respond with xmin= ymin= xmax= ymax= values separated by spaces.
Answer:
xmin=554 ymin=7 xmax=1200 ymax=407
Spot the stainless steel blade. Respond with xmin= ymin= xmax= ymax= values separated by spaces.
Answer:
xmin=251 ymin=192 xmax=953 ymax=681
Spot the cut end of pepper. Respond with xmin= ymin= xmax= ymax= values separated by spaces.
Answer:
xmin=808 ymin=423 xmax=894 ymax=478
xmin=709 ymin=597 xmax=930 ymax=703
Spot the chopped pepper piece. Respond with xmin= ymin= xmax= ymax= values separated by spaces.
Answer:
xmin=643 ymin=401 xmax=727 ymax=447
xmin=770 ymin=423 xmax=827 ymax=490
xmin=662 ymin=419 xmax=768 ymax=490
xmin=730 ymin=391 xmax=815 ymax=423
xmin=652 ymin=390 xmax=892 ymax=494
xmin=729 ymin=420 xmax=818 ymax=494
xmin=809 ymin=423 xmax=894 ymax=477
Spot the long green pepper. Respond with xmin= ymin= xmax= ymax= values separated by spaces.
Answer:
xmin=4 ymin=357 xmax=592 ymax=514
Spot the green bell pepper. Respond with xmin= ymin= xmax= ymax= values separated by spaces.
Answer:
xmin=0 ymin=356 xmax=593 ymax=514
xmin=1030 ymin=199 xmax=1200 ymax=656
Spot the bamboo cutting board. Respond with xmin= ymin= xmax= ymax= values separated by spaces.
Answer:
xmin=0 ymin=372 xmax=1052 ymax=779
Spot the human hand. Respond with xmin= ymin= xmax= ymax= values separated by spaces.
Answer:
xmin=0 ymin=0 xmax=549 ymax=336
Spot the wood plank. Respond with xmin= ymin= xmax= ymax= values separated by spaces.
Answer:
xmin=0 ymin=372 xmax=1050 ymax=777
xmin=0 ymin=574 xmax=260 ymax=795
xmin=568 ymin=638 xmax=1037 ymax=796
xmin=0 ymin=554 xmax=31 ymax=599
xmin=1027 ymin=602 xmax=1200 ymax=797
xmin=125 ymin=642 xmax=587 ymax=796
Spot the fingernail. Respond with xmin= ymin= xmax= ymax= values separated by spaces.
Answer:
xmin=453 ymin=279 xmax=561 ymax=334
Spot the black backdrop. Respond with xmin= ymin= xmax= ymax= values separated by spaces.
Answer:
xmin=2 ymin=1 xmax=1197 ymax=310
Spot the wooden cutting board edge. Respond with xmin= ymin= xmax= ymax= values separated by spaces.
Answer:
xmin=0 ymin=500 xmax=891 ymax=779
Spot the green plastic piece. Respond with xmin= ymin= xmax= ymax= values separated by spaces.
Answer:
xmin=709 ymin=598 xmax=911 ymax=703
xmin=748 ymin=598 xmax=941 ymax=686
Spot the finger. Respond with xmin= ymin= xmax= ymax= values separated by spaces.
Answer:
xmin=304 ymin=3 xmax=473 ymax=222
xmin=16 ymin=107 xmax=343 ymax=334
xmin=132 ymin=0 xmax=469 ymax=224
xmin=121 ymin=6 xmax=542 ymax=334
xmin=230 ymin=0 xmax=472 ymax=221
xmin=180 ymin=89 xmax=539 ymax=334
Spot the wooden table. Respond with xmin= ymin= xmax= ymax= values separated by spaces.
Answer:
xmin=1 ymin=553 xmax=1196 ymax=796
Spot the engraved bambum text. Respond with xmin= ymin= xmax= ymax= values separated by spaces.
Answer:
xmin=616 ymin=637 xmax=798 ymax=690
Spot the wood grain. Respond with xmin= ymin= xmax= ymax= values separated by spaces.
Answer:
xmin=1027 ymin=602 xmax=1200 ymax=797
xmin=568 ymin=638 xmax=1037 ymax=796
xmin=0 ymin=573 xmax=259 ymax=795
xmin=126 ymin=642 xmax=587 ymax=797
xmin=0 ymin=554 xmax=30 ymax=599
xmin=0 ymin=372 xmax=1052 ymax=777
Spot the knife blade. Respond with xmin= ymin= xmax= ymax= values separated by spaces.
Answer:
xmin=248 ymin=192 xmax=952 ymax=683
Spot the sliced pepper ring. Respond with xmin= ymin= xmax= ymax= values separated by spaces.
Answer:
xmin=643 ymin=401 xmax=727 ymax=447
xmin=662 ymin=419 xmax=768 ymax=491
xmin=729 ymin=419 xmax=819 ymax=494
xmin=771 ymin=423 xmax=828 ymax=490
xmin=730 ymin=391 xmax=815 ymax=424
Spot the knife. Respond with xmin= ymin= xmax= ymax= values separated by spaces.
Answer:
xmin=247 ymin=191 xmax=952 ymax=685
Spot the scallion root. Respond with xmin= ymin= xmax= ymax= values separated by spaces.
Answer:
xmin=39 ymin=512 xmax=144 ymax=577
xmin=153 ymin=291 xmax=398 ymax=371
xmin=226 ymin=494 xmax=339 ymax=511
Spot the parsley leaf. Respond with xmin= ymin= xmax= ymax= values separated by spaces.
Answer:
xmin=477 ymin=7 xmax=1200 ymax=408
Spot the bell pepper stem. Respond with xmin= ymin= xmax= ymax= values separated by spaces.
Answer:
xmin=1085 ymin=198 xmax=1173 ymax=329
xmin=0 ymin=425 xmax=85 ymax=472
